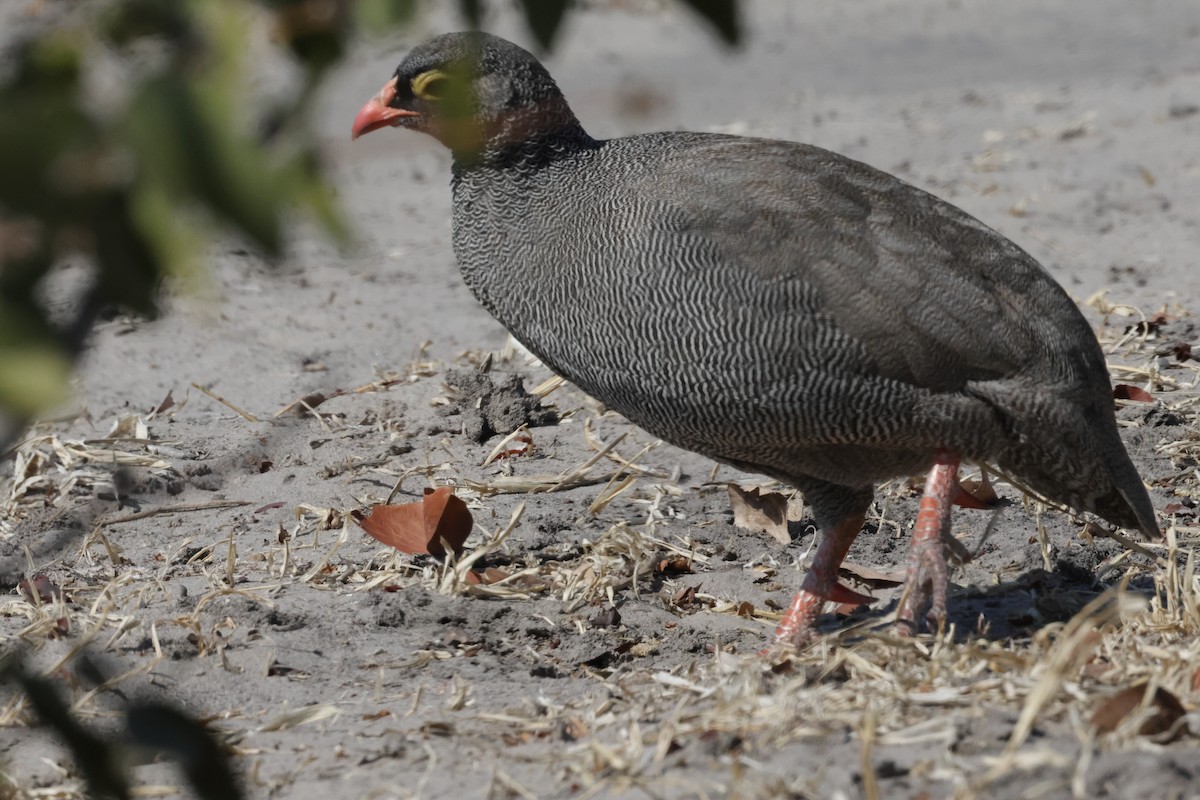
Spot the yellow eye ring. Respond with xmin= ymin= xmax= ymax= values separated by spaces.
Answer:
xmin=412 ymin=70 xmax=450 ymax=101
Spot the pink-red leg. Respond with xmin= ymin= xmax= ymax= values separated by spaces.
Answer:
xmin=896 ymin=449 xmax=959 ymax=635
xmin=772 ymin=512 xmax=874 ymax=648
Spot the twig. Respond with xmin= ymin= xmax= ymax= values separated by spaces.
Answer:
xmin=97 ymin=500 xmax=251 ymax=527
xmin=190 ymin=382 xmax=260 ymax=422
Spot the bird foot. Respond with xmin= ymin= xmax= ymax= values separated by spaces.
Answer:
xmin=770 ymin=588 xmax=825 ymax=650
xmin=894 ymin=535 xmax=949 ymax=635
xmin=771 ymin=581 xmax=877 ymax=649
xmin=894 ymin=449 xmax=958 ymax=636
xmin=770 ymin=512 xmax=872 ymax=649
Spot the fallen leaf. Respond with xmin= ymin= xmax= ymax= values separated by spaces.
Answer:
xmin=472 ymin=567 xmax=511 ymax=585
xmin=837 ymin=562 xmax=905 ymax=590
xmin=655 ymin=556 xmax=692 ymax=574
xmin=561 ymin=717 xmax=589 ymax=741
xmin=502 ymin=730 xmax=543 ymax=746
xmin=727 ymin=484 xmax=797 ymax=544
xmin=736 ymin=601 xmax=755 ymax=618
xmin=266 ymin=663 xmax=307 ymax=678
xmin=749 ymin=564 xmax=775 ymax=584
xmin=671 ymin=584 xmax=699 ymax=610
xmin=957 ymin=471 xmax=999 ymax=508
xmin=1091 ymin=683 xmax=1188 ymax=741
xmin=107 ymin=414 xmax=148 ymax=439
xmin=150 ymin=389 xmax=176 ymax=417
xmin=420 ymin=721 xmax=455 ymax=737
xmin=276 ymin=390 xmax=346 ymax=417
xmin=589 ymin=606 xmax=621 ymax=629
xmin=439 ymin=627 xmax=470 ymax=646
xmin=352 ymin=487 xmax=473 ymax=556
xmin=18 ymin=574 xmax=62 ymax=604
xmin=1113 ymin=384 xmax=1153 ymax=403
xmin=1123 ymin=315 xmax=1166 ymax=337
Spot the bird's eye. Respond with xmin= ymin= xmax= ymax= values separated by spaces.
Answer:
xmin=412 ymin=70 xmax=451 ymax=101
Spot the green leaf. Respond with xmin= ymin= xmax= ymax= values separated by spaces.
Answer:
xmin=127 ymin=703 xmax=243 ymax=800
xmin=92 ymin=190 xmax=162 ymax=314
xmin=675 ymin=0 xmax=741 ymax=46
xmin=126 ymin=74 xmax=283 ymax=255
xmin=101 ymin=0 xmax=193 ymax=47
xmin=518 ymin=0 xmax=570 ymax=52
xmin=356 ymin=0 xmax=419 ymax=32
xmin=459 ymin=0 xmax=483 ymax=30
xmin=0 ymin=36 xmax=96 ymax=219
xmin=0 ymin=342 xmax=72 ymax=416
xmin=283 ymin=149 xmax=351 ymax=247
xmin=2 ymin=660 xmax=132 ymax=800
xmin=130 ymin=181 xmax=205 ymax=291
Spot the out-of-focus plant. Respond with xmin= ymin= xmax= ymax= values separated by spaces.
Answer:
xmin=2 ymin=650 xmax=244 ymax=800
xmin=0 ymin=0 xmax=739 ymax=447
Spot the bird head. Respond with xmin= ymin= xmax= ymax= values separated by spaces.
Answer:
xmin=351 ymin=32 xmax=580 ymax=160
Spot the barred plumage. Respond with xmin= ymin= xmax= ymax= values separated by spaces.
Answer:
xmin=353 ymin=32 xmax=1158 ymax=643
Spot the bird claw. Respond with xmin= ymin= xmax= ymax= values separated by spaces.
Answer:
xmin=895 ymin=535 xmax=949 ymax=635
xmin=772 ymin=589 xmax=824 ymax=650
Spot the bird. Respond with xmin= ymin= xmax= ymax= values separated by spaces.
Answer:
xmin=351 ymin=32 xmax=1159 ymax=646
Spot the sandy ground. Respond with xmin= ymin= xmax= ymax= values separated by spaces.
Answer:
xmin=3 ymin=1 xmax=1200 ymax=798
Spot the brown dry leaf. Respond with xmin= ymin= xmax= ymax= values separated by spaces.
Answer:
xmin=1112 ymin=384 xmax=1153 ymax=402
xmin=838 ymin=562 xmax=904 ymax=590
xmin=1091 ymin=683 xmax=1188 ymax=741
xmin=471 ymin=567 xmax=511 ymax=585
xmin=107 ymin=414 xmax=148 ymax=439
xmin=671 ymin=584 xmax=700 ymax=610
xmin=150 ymin=389 xmax=176 ymax=417
xmin=727 ymin=484 xmax=795 ymax=544
xmin=655 ymin=556 xmax=692 ymax=575
xmin=736 ymin=601 xmax=755 ymax=618
xmin=957 ymin=471 xmax=999 ymax=508
xmin=561 ymin=718 xmax=589 ymax=741
xmin=589 ymin=606 xmax=621 ymax=629
xmin=18 ymin=574 xmax=62 ymax=604
xmin=267 ymin=662 xmax=307 ymax=678
xmin=352 ymin=487 xmax=473 ymax=556
xmin=276 ymin=390 xmax=347 ymax=417
xmin=502 ymin=730 xmax=542 ymax=746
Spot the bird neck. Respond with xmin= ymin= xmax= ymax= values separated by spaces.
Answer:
xmin=450 ymin=97 xmax=599 ymax=171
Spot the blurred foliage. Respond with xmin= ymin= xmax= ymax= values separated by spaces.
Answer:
xmin=2 ymin=650 xmax=243 ymax=799
xmin=0 ymin=0 xmax=738 ymax=443
xmin=0 ymin=6 xmax=741 ymax=794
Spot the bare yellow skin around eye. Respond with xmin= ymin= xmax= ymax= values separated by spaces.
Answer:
xmin=411 ymin=69 xmax=450 ymax=101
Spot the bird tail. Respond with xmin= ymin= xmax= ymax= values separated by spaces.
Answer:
xmin=996 ymin=404 xmax=1159 ymax=539
xmin=953 ymin=381 xmax=1160 ymax=539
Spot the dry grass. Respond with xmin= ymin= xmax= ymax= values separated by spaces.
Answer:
xmin=1 ymin=303 xmax=1198 ymax=798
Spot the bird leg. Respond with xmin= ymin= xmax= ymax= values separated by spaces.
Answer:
xmin=896 ymin=449 xmax=959 ymax=635
xmin=773 ymin=512 xmax=874 ymax=648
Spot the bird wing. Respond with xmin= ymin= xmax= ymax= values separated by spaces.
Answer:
xmin=628 ymin=134 xmax=1103 ymax=395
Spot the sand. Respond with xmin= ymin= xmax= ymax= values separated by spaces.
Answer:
xmin=3 ymin=2 xmax=1200 ymax=798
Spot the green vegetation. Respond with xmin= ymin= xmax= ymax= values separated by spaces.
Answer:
xmin=0 ymin=0 xmax=740 ymax=447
